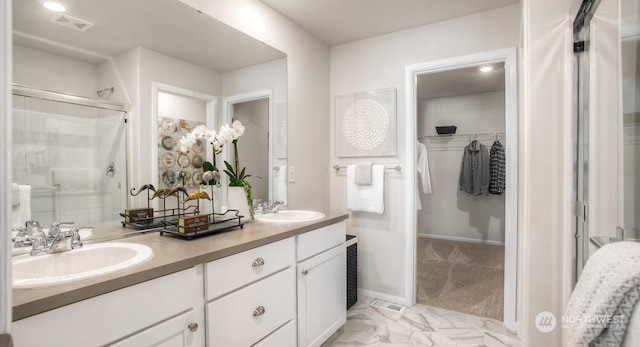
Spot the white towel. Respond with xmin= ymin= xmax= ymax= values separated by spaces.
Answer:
xmin=12 ymin=182 xmax=20 ymax=207
xmin=277 ymin=166 xmax=288 ymax=204
xmin=565 ymin=241 xmax=640 ymax=346
xmin=11 ymin=185 xmax=32 ymax=228
xmin=347 ymin=164 xmax=384 ymax=214
xmin=354 ymin=162 xmax=373 ymax=185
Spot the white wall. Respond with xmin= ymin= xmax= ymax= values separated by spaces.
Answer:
xmin=221 ymin=58 xmax=287 ymax=203
xmin=522 ymin=0 xmax=575 ymax=344
xmin=117 ymin=47 xmax=221 ymax=206
xmin=330 ymin=5 xmax=520 ymax=300
xmin=222 ymin=58 xmax=287 ymax=104
xmin=13 ymin=44 xmax=98 ymax=98
xmin=417 ymin=92 xmax=505 ymax=243
xmin=158 ymin=91 xmax=207 ymax=122
xmin=180 ymin=0 xmax=331 ymax=212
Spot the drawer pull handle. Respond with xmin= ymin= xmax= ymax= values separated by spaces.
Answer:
xmin=188 ymin=322 xmax=198 ymax=332
xmin=252 ymin=257 xmax=265 ymax=267
xmin=302 ymin=269 xmax=309 ymax=276
xmin=253 ymin=306 xmax=266 ymax=317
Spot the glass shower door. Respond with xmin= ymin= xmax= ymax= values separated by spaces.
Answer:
xmin=12 ymin=94 xmax=128 ymax=227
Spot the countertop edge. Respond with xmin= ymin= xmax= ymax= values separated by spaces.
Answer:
xmin=13 ymin=213 xmax=349 ymax=321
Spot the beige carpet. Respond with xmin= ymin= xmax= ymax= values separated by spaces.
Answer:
xmin=416 ymin=237 xmax=504 ymax=321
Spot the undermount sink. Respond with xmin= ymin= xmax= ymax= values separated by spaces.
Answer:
xmin=254 ymin=210 xmax=325 ymax=223
xmin=13 ymin=242 xmax=153 ymax=289
xmin=12 ymin=228 xmax=93 ymax=256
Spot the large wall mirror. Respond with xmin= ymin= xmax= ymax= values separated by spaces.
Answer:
xmin=11 ymin=0 xmax=287 ymax=238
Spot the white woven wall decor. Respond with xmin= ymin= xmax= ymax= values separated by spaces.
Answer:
xmin=336 ymin=88 xmax=397 ymax=157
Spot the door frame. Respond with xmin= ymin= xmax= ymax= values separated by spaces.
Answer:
xmin=404 ymin=47 xmax=519 ymax=332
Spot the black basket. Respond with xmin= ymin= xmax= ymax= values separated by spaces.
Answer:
xmin=346 ymin=235 xmax=358 ymax=310
xmin=435 ymin=126 xmax=457 ymax=135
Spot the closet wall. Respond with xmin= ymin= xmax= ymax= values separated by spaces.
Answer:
xmin=417 ymin=91 xmax=506 ymax=244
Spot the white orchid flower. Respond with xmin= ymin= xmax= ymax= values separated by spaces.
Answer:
xmin=231 ymin=120 xmax=245 ymax=139
xmin=179 ymin=133 xmax=197 ymax=153
xmin=191 ymin=124 xmax=209 ymax=139
xmin=217 ymin=125 xmax=234 ymax=145
xmin=211 ymin=138 xmax=223 ymax=155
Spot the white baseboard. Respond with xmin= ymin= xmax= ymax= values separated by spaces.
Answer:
xmin=417 ymin=233 xmax=505 ymax=246
xmin=357 ymin=288 xmax=408 ymax=307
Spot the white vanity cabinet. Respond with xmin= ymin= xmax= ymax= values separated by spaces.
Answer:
xmin=204 ymin=237 xmax=297 ymax=346
xmin=296 ymin=221 xmax=346 ymax=347
xmin=12 ymin=266 xmax=205 ymax=347
xmin=11 ymin=219 xmax=348 ymax=347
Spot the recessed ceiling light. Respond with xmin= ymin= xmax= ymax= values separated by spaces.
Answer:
xmin=479 ymin=66 xmax=493 ymax=73
xmin=42 ymin=1 xmax=66 ymax=12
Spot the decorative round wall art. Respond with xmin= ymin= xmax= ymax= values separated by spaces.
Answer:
xmin=336 ymin=88 xmax=397 ymax=157
xmin=342 ymin=98 xmax=389 ymax=151
xmin=157 ymin=116 xmax=207 ymax=189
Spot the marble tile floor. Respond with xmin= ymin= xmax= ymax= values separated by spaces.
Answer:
xmin=322 ymin=297 xmax=520 ymax=347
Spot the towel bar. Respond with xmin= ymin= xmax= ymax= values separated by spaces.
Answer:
xmin=333 ymin=164 xmax=401 ymax=172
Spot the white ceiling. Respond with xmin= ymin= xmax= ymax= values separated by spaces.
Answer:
xmin=260 ymin=0 xmax=520 ymax=46
xmin=14 ymin=0 xmax=515 ymax=95
xmin=13 ymin=0 xmax=285 ymax=72
xmin=417 ymin=64 xmax=505 ymax=99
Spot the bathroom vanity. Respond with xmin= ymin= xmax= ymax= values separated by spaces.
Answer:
xmin=11 ymin=213 xmax=348 ymax=347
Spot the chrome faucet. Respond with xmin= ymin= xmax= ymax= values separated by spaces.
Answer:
xmin=24 ymin=220 xmax=83 ymax=256
xmin=259 ymin=201 xmax=284 ymax=214
xmin=47 ymin=222 xmax=83 ymax=254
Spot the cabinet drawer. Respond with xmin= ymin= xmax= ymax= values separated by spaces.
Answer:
xmin=297 ymin=221 xmax=345 ymax=261
xmin=205 ymin=237 xmax=294 ymax=300
xmin=109 ymin=309 xmax=204 ymax=347
xmin=206 ymin=267 xmax=295 ymax=346
xmin=253 ymin=320 xmax=296 ymax=347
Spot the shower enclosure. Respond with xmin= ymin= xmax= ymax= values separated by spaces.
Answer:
xmin=12 ymin=85 xmax=128 ymax=227
xmin=573 ymin=0 xmax=639 ymax=280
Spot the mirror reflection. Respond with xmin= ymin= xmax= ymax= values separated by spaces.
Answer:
xmin=11 ymin=0 xmax=287 ymax=243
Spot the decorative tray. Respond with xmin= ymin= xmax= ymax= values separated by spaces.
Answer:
xmin=120 ymin=206 xmax=199 ymax=230
xmin=159 ymin=209 xmax=244 ymax=240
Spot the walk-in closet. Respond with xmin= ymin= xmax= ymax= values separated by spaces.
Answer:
xmin=415 ymin=63 xmax=507 ymax=321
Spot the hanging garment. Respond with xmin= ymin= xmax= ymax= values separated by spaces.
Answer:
xmin=417 ymin=141 xmax=432 ymax=195
xmin=489 ymin=140 xmax=506 ymax=195
xmin=459 ymin=140 xmax=490 ymax=195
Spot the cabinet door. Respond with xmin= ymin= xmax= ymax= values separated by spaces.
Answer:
xmin=297 ymin=244 xmax=346 ymax=347
xmin=109 ymin=309 xmax=204 ymax=347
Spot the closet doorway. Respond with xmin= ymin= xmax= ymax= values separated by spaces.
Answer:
xmin=404 ymin=48 xmax=518 ymax=332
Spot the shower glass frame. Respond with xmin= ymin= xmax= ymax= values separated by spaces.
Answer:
xmin=11 ymin=84 xmax=129 ymax=227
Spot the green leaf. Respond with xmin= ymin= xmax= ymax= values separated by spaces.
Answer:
xmin=202 ymin=161 xmax=215 ymax=172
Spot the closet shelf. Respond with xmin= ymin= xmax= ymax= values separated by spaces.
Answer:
xmin=418 ymin=131 xmax=505 ymax=140
xmin=420 ymin=131 xmax=506 ymax=151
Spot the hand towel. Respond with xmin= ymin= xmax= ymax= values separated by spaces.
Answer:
xmin=11 ymin=185 xmax=32 ymax=228
xmin=12 ymin=182 xmax=20 ymax=207
xmin=347 ymin=164 xmax=384 ymax=214
xmin=277 ymin=166 xmax=288 ymax=204
xmin=354 ymin=162 xmax=373 ymax=185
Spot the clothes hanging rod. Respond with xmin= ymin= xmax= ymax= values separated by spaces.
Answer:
xmin=418 ymin=131 xmax=505 ymax=139
xmin=333 ymin=164 xmax=402 ymax=172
